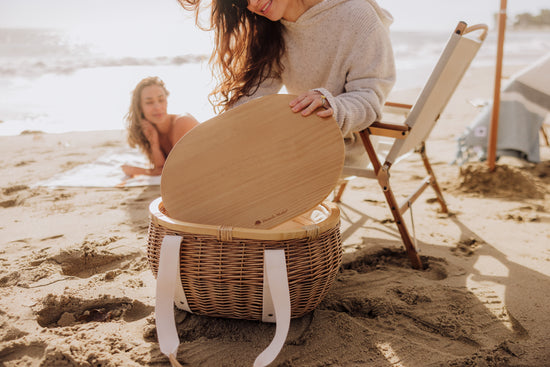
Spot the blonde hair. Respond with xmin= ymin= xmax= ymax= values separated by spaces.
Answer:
xmin=125 ymin=77 xmax=169 ymax=162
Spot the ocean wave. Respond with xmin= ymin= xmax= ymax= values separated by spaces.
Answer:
xmin=0 ymin=54 xmax=209 ymax=77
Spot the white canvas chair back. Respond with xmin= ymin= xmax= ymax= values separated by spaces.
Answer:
xmin=335 ymin=22 xmax=488 ymax=269
xmin=386 ymin=22 xmax=488 ymax=164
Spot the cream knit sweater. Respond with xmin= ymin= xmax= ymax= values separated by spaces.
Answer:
xmin=237 ymin=0 xmax=396 ymax=137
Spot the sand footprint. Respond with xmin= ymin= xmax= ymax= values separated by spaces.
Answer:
xmin=451 ymin=237 xmax=483 ymax=257
xmin=0 ymin=339 xmax=47 ymax=366
xmin=342 ymin=246 xmax=449 ymax=280
xmin=2 ymin=236 xmax=142 ymax=288
xmin=0 ymin=271 xmax=21 ymax=288
xmin=0 ymin=310 xmax=42 ymax=365
xmin=496 ymin=204 xmax=547 ymax=223
xmin=0 ymin=244 xmax=60 ymax=288
xmin=469 ymin=286 xmax=528 ymax=338
xmin=0 ymin=310 xmax=28 ymax=343
xmin=45 ymin=236 xmax=141 ymax=278
xmin=320 ymin=293 xmax=394 ymax=319
xmin=1 ymin=185 xmax=29 ymax=196
xmin=0 ymin=185 xmax=29 ymax=208
xmin=35 ymin=294 xmax=153 ymax=328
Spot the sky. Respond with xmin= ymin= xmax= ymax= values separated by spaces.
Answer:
xmin=0 ymin=0 xmax=549 ymax=31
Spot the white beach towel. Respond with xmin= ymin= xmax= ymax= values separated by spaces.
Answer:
xmin=36 ymin=150 xmax=161 ymax=188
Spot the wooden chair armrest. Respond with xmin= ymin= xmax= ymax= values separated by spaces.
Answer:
xmin=463 ymin=23 xmax=489 ymax=41
xmin=366 ymin=121 xmax=410 ymax=139
xmin=370 ymin=121 xmax=409 ymax=131
xmin=384 ymin=101 xmax=413 ymax=110
xmin=358 ymin=102 xmax=411 ymax=139
xmin=383 ymin=101 xmax=413 ymax=117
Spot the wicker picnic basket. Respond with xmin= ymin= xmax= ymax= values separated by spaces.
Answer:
xmin=146 ymin=197 xmax=342 ymax=320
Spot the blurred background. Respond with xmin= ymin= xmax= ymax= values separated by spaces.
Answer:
xmin=0 ymin=0 xmax=549 ymax=135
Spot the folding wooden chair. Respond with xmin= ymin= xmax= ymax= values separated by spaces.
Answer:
xmin=334 ymin=21 xmax=488 ymax=269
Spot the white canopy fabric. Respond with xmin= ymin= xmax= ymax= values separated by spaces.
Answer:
xmin=509 ymin=53 xmax=550 ymax=99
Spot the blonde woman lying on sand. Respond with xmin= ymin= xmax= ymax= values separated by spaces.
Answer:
xmin=122 ymin=76 xmax=199 ymax=177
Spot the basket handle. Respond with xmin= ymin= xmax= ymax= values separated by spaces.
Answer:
xmin=254 ymin=249 xmax=291 ymax=367
xmin=155 ymin=235 xmax=184 ymax=367
xmin=155 ymin=238 xmax=291 ymax=367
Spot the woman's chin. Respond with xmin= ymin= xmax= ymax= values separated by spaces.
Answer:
xmin=148 ymin=116 xmax=166 ymax=125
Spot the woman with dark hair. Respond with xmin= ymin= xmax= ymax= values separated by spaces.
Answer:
xmin=178 ymin=0 xmax=395 ymax=142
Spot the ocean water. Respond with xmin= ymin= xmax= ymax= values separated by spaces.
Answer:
xmin=0 ymin=26 xmax=549 ymax=136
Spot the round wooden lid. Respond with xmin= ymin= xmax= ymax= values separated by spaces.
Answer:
xmin=161 ymin=94 xmax=344 ymax=229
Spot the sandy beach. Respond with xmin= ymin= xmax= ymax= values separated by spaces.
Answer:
xmin=1 ymin=64 xmax=550 ymax=366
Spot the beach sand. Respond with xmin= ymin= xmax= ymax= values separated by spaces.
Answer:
xmin=1 ymin=65 xmax=549 ymax=366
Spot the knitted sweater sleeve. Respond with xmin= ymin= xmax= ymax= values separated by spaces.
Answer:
xmin=315 ymin=10 xmax=396 ymax=136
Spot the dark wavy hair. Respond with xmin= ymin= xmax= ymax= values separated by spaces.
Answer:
xmin=177 ymin=0 xmax=285 ymax=112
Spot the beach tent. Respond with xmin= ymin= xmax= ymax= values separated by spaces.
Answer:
xmin=455 ymin=53 xmax=550 ymax=164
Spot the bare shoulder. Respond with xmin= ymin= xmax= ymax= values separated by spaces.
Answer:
xmin=173 ymin=113 xmax=199 ymax=127
xmin=170 ymin=114 xmax=200 ymax=142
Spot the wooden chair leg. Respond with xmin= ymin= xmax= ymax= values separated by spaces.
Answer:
xmin=418 ymin=143 xmax=448 ymax=213
xmin=332 ymin=180 xmax=348 ymax=203
xmin=382 ymin=183 xmax=423 ymax=270
xmin=541 ymin=126 xmax=550 ymax=147
xmin=359 ymin=130 xmax=423 ymax=270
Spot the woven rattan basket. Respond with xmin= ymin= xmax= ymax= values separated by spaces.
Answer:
xmin=147 ymin=197 xmax=342 ymax=320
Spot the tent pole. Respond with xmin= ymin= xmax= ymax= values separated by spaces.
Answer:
xmin=487 ymin=0 xmax=508 ymax=171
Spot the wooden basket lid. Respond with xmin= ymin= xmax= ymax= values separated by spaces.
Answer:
xmin=160 ymin=94 xmax=344 ymax=229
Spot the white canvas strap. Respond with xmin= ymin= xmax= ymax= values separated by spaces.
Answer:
xmin=155 ymin=235 xmax=185 ymax=366
xmin=254 ymin=249 xmax=291 ymax=367
xmin=155 ymin=237 xmax=291 ymax=367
